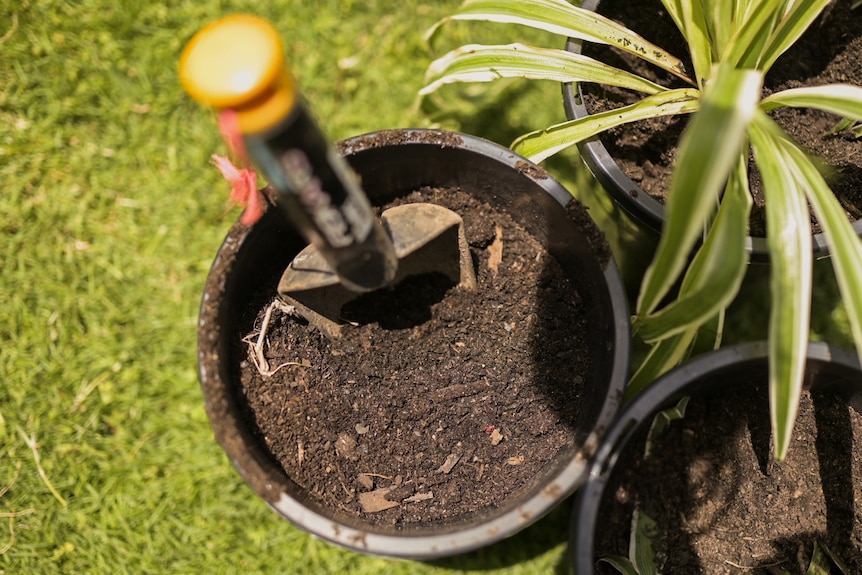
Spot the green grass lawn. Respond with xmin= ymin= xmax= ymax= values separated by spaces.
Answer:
xmin=1 ymin=0 xmax=853 ymax=573
xmin=0 ymin=0 xmax=579 ymax=573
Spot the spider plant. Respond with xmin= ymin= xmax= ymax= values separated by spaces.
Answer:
xmin=421 ymin=0 xmax=862 ymax=459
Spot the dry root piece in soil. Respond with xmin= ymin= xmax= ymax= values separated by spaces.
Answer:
xmin=242 ymin=299 xmax=310 ymax=377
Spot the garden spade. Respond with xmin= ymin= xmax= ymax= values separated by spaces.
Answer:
xmin=180 ymin=14 xmax=475 ymax=338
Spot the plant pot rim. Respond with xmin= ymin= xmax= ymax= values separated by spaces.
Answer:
xmin=568 ymin=340 xmax=862 ymax=574
xmin=561 ymin=0 xmax=862 ymax=263
xmin=197 ymin=128 xmax=631 ymax=559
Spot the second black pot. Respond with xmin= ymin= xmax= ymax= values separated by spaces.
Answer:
xmin=569 ymin=341 xmax=862 ymax=574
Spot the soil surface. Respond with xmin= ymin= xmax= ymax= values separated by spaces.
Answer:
xmin=594 ymin=382 xmax=862 ymax=574
xmin=233 ymin=187 xmax=600 ymax=527
xmin=579 ymin=0 xmax=862 ymax=236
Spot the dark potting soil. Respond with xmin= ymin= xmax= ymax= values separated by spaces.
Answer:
xmin=580 ymin=0 xmax=862 ymax=236
xmin=233 ymin=186 xmax=598 ymax=527
xmin=594 ymin=384 xmax=862 ymax=575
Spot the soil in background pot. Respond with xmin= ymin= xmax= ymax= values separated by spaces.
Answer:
xmin=594 ymin=382 xmax=862 ymax=574
xmin=579 ymin=0 xmax=862 ymax=236
xmin=232 ymin=186 xmax=602 ymax=527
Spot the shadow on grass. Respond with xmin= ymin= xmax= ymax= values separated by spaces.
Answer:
xmin=420 ymin=80 xmax=561 ymax=152
xmin=425 ymin=497 xmax=573 ymax=574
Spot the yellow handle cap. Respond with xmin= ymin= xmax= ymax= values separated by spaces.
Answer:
xmin=180 ymin=14 xmax=297 ymax=133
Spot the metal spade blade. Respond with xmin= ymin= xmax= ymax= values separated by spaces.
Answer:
xmin=278 ymin=202 xmax=477 ymax=338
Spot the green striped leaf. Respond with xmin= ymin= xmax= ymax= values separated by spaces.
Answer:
xmin=833 ymin=118 xmax=862 ymax=138
xmin=636 ymin=158 xmax=751 ymax=342
xmin=722 ymin=0 xmax=787 ymax=68
xmin=666 ymin=0 xmax=713 ymax=87
xmin=425 ymin=0 xmax=692 ymax=83
xmin=704 ymin=0 xmax=736 ymax=59
xmin=637 ymin=65 xmax=762 ymax=316
xmin=761 ymin=84 xmax=862 ymax=119
xmin=789 ymin=131 xmax=862 ymax=387
xmin=759 ymin=0 xmax=833 ymax=72
xmin=512 ymin=88 xmax=700 ymax=163
xmin=420 ymin=43 xmax=668 ymax=96
xmin=749 ymin=111 xmax=813 ymax=461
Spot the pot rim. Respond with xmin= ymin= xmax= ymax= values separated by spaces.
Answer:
xmin=569 ymin=340 xmax=862 ymax=574
xmin=560 ymin=0 xmax=862 ymax=262
xmin=198 ymin=128 xmax=631 ymax=559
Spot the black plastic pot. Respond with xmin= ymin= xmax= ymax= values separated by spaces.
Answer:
xmin=569 ymin=340 xmax=862 ymax=574
xmin=197 ymin=128 xmax=631 ymax=559
xmin=561 ymin=0 xmax=664 ymax=251
xmin=561 ymin=0 xmax=862 ymax=265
